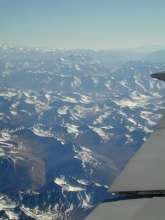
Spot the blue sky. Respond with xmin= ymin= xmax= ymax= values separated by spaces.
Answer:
xmin=0 ymin=0 xmax=165 ymax=49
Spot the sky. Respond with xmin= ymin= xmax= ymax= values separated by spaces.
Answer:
xmin=0 ymin=0 xmax=165 ymax=49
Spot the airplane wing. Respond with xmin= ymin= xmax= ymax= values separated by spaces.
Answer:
xmin=85 ymin=72 xmax=165 ymax=220
xmin=85 ymin=197 xmax=165 ymax=220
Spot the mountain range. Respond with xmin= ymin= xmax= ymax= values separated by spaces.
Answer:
xmin=0 ymin=45 xmax=165 ymax=219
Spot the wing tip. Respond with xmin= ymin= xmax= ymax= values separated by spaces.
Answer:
xmin=151 ymin=71 xmax=165 ymax=81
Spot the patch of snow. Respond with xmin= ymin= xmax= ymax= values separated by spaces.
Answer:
xmin=0 ymin=90 xmax=17 ymax=98
xmin=125 ymin=134 xmax=134 ymax=143
xmin=81 ymin=193 xmax=92 ymax=209
xmin=125 ymin=125 xmax=135 ymax=132
xmin=65 ymin=203 xmax=74 ymax=214
xmin=74 ymin=146 xmax=100 ymax=168
xmin=61 ymin=96 xmax=78 ymax=103
xmin=94 ymin=182 xmax=102 ymax=187
xmin=0 ymin=112 xmax=4 ymax=118
xmin=114 ymin=90 xmax=159 ymax=110
xmin=80 ymin=95 xmax=91 ymax=104
xmin=131 ymin=93 xmax=151 ymax=105
xmin=71 ymin=105 xmax=91 ymax=118
xmin=57 ymin=106 xmax=69 ymax=115
xmin=140 ymin=111 xmax=161 ymax=126
xmin=71 ymin=76 xmax=81 ymax=88
xmin=10 ymin=110 xmax=17 ymax=116
xmin=134 ymin=75 xmax=147 ymax=92
xmin=91 ymin=126 xmax=110 ymax=141
xmin=143 ymin=126 xmax=153 ymax=133
xmin=0 ymin=195 xmax=19 ymax=220
xmin=75 ymin=64 xmax=81 ymax=71
xmin=32 ymin=126 xmax=53 ymax=138
xmin=65 ymin=124 xmax=79 ymax=137
xmin=1 ymin=131 xmax=11 ymax=140
xmin=54 ymin=176 xmax=84 ymax=192
xmin=127 ymin=117 xmax=137 ymax=126
xmin=120 ymin=80 xmax=129 ymax=88
xmin=93 ymin=111 xmax=111 ymax=125
xmin=77 ymin=179 xmax=89 ymax=186
xmin=5 ymin=210 xmax=19 ymax=220
xmin=118 ymin=110 xmax=127 ymax=117
xmin=114 ymin=99 xmax=138 ymax=108
xmin=35 ymin=101 xmax=50 ymax=113
xmin=45 ymin=94 xmax=52 ymax=102
xmin=21 ymin=207 xmax=55 ymax=220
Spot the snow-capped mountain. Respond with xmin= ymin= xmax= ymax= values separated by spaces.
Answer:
xmin=0 ymin=46 xmax=165 ymax=219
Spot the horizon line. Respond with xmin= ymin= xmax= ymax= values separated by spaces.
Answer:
xmin=1 ymin=42 xmax=165 ymax=52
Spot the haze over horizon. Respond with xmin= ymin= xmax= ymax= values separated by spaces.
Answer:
xmin=1 ymin=41 xmax=165 ymax=52
xmin=0 ymin=0 xmax=165 ymax=50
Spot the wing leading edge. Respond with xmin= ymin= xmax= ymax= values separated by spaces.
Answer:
xmin=85 ymin=72 xmax=165 ymax=220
